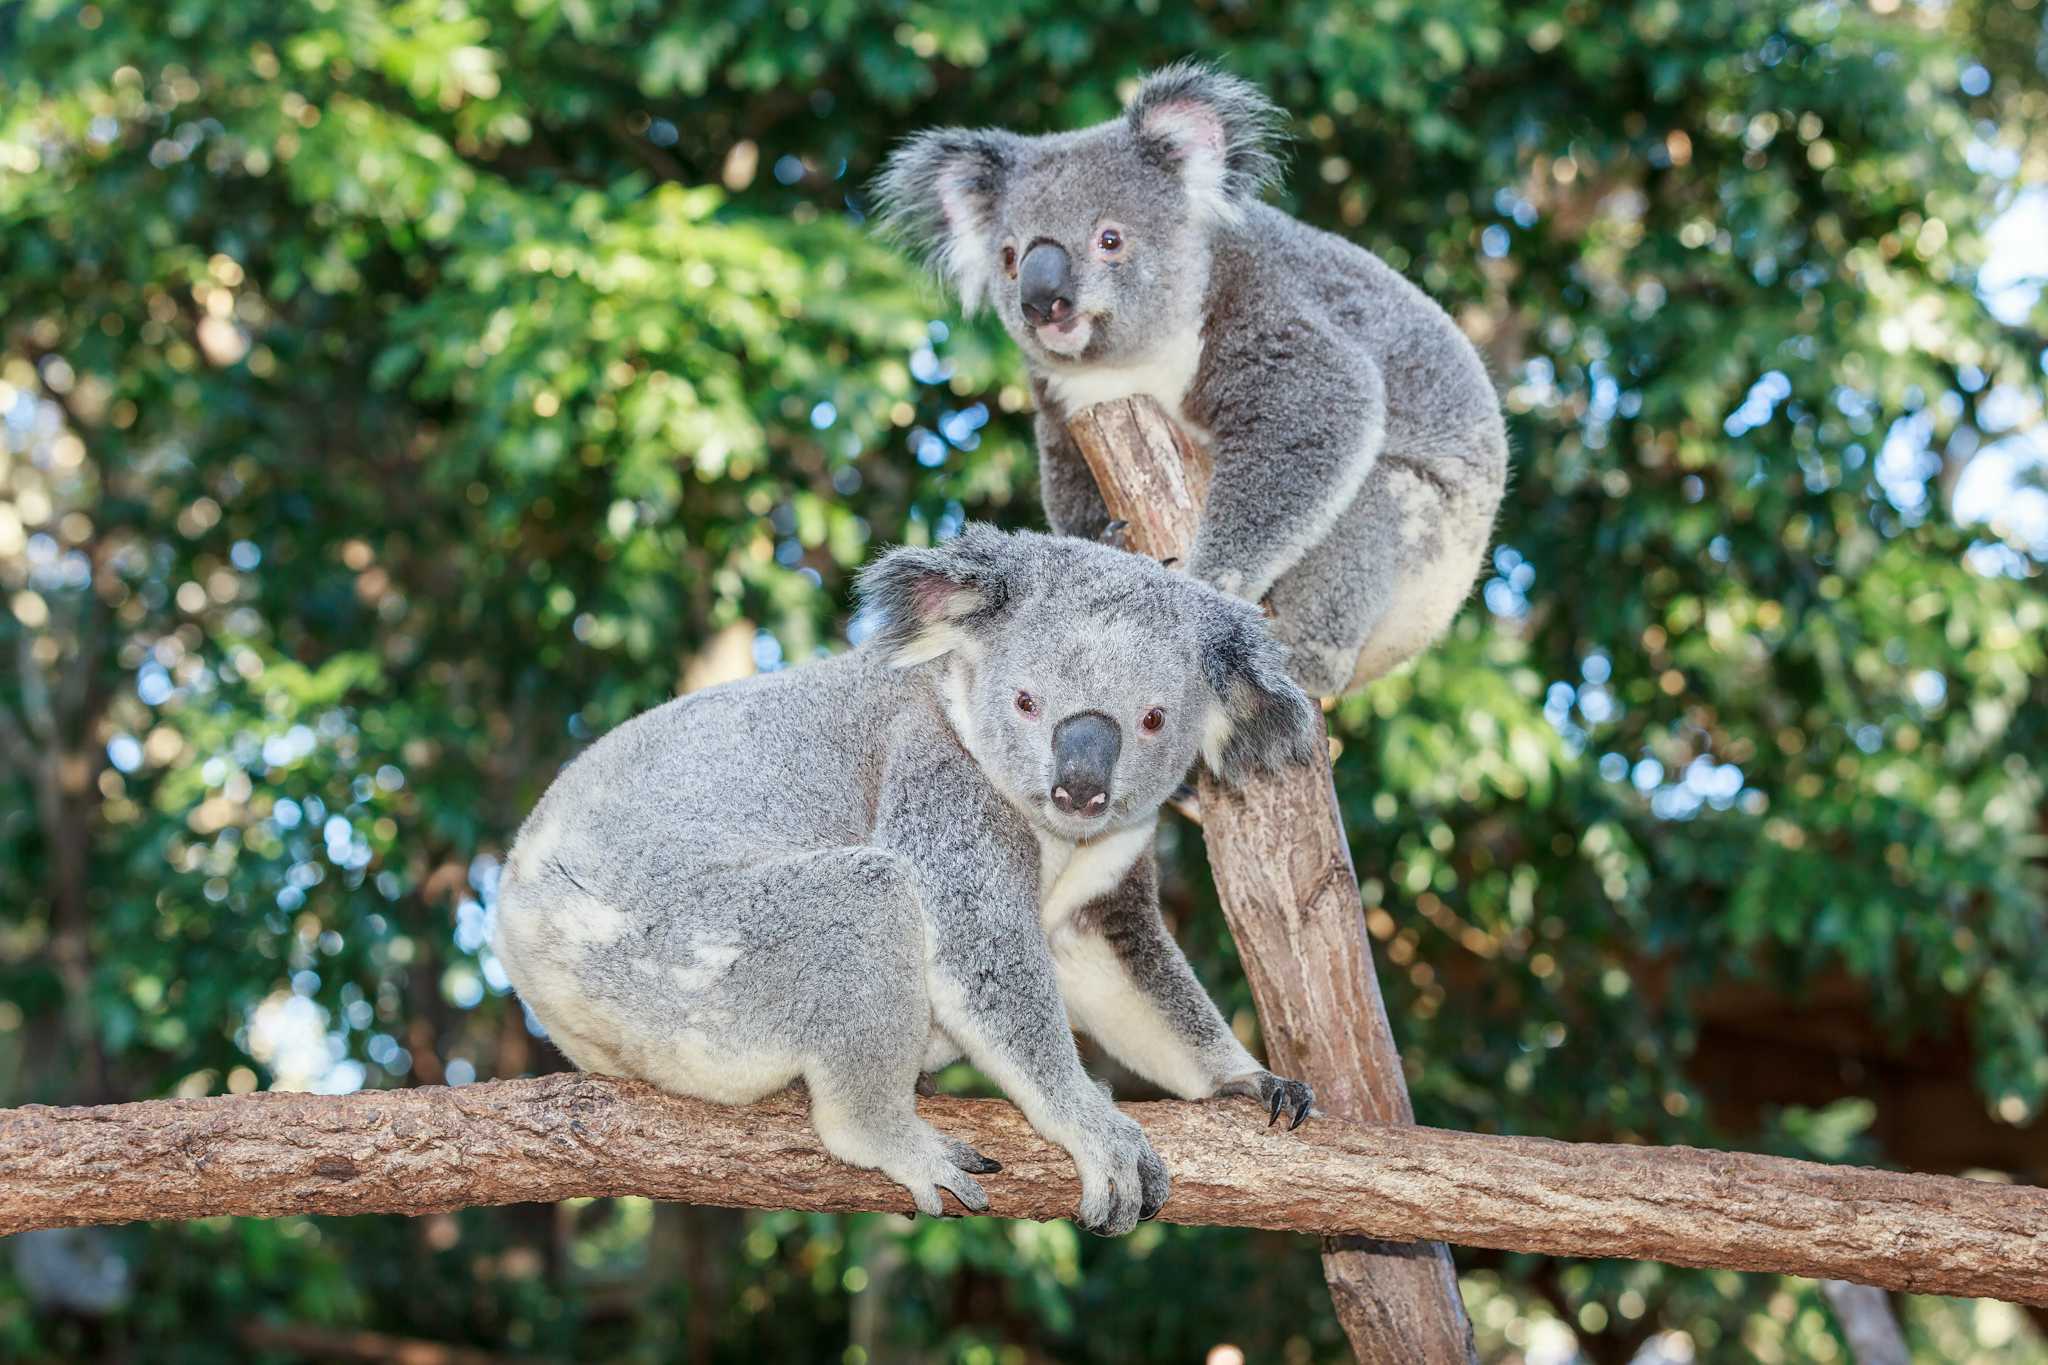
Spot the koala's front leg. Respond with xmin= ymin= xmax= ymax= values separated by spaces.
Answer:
xmin=933 ymin=917 xmax=1169 ymax=1235
xmin=1054 ymin=852 xmax=1315 ymax=1129
xmin=876 ymin=741 xmax=1168 ymax=1236
xmin=1186 ymin=332 xmax=1387 ymax=604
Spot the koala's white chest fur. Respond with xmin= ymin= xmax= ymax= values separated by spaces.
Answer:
xmin=1040 ymin=330 xmax=1207 ymax=438
xmin=1035 ymin=818 xmax=1156 ymax=936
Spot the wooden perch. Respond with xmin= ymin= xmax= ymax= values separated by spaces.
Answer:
xmin=1067 ymin=396 xmax=1475 ymax=1361
xmin=3 ymin=1075 xmax=2043 ymax=1306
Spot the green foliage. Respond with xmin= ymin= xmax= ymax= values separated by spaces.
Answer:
xmin=1 ymin=1 xmax=2043 ymax=1361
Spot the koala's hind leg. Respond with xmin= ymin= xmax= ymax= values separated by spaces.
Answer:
xmin=728 ymin=848 xmax=999 ymax=1217
xmin=1265 ymin=437 xmax=1503 ymax=697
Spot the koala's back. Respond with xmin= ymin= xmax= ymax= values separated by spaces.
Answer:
xmin=1202 ymin=203 xmax=1503 ymax=455
xmin=508 ymin=649 xmax=904 ymax=889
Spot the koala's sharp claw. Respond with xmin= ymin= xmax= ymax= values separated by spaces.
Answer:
xmin=1235 ymin=1072 xmax=1313 ymax=1132
xmin=1275 ymin=1077 xmax=1314 ymax=1130
xmin=1099 ymin=519 xmax=1130 ymax=549
xmin=939 ymin=1136 xmax=1001 ymax=1174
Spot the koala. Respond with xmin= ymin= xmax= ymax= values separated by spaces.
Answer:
xmin=875 ymin=63 xmax=1509 ymax=697
xmin=492 ymin=525 xmax=1321 ymax=1235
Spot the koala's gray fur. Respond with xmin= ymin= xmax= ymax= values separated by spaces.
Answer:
xmin=493 ymin=526 xmax=1319 ymax=1234
xmin=875 ymin=63 xmax=1510 ymax=696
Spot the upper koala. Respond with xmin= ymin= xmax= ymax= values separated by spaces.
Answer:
xmin=493 ymin=526 xmax=1318 ymax=1236
xmin=875 ymin=63 xmax=1510 ymax=696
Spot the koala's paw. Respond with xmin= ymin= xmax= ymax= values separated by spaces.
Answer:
xmin=1068 ymin=1108 xmax=1170 ymax=1236
xmin=1220 ymin=1070 xmax=1317 ymax=1131
xmin=881 ymin=1134 xmax=993 ymax=1219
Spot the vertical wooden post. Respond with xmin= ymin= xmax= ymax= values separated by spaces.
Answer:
xmin=1822 ymin=1281 xmax=1910 ymax=1365
xmin=1067 ymin=397 xmax=1477 ymax=1364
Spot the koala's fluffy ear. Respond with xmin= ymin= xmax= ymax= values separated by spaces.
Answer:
xmin=1125 ymin=61 xmax=1285 ymax=227
xmin=856 ymin=526 xmax=1015 ymax=667
xmin=872 ymin=128 xmax=1019 ymax=314
xmin=1198 ymin=603 xmax=1320 ymax=786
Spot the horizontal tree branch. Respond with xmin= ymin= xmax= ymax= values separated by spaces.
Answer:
xmin=238 ymin=1322 xmax=524 ymax=1365
xmin=2 ymin=1074 xmax=2042 ymax=1305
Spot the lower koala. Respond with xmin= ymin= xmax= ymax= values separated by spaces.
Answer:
xmin=493 ymin=525 xmax=1320 ymax=1234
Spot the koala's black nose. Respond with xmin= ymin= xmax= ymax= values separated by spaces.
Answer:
xmin=1018 ymin=242 xmax=1074 ymax=326
xmin=1050 ymin=711 xmax=1119 ymax=818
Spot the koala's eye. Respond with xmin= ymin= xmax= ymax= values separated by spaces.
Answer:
xmin=1015 ymin=690 xmax=1039 ymax=717
xmin=1001 ymin=245 xmax=1018 ymax=277
xmin=1096 ymin=228 xmax=1124 ymax=254
xmin=1140 ymin=706 xmax=1166 ymax=734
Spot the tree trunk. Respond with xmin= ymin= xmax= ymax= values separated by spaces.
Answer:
xmin=1822 ymin=1280 xmax=1911 ymax=1365
xmin=1064 ymin=396 xmax=1476 ymax=1361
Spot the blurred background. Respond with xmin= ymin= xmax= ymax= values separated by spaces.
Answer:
xmin=1 ymin=2 xmax=2045 ymax=1362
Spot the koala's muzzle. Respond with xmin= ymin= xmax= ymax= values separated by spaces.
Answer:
xmin=1050 ymin=711 xmax=1119 ymax=818
xmin=1019 ymin=242 xmax=1075 ymax=326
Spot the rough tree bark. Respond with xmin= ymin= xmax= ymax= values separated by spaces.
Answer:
xmin=1065 ymin=396 xmax=1476 ymax=1362
xmin=3 ymin=1076 xmax=2043 ymax=1306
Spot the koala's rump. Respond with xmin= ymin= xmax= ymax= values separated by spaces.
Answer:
xmin=492 ymin=650 xmax=928 ymax=1098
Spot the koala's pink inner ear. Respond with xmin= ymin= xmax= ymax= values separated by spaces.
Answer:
xmin=1140 ymin=98 xmax=1228 ymax=163
xmin=1136 ymin=96 xmax=1241 ymax=226
xmin=935 ymin=166 xmax=982 ymax=229
xmin=911 ymin=574 xmax=978 ymax=622
xmin=930 ymin=159 xmax=1004 ymax=313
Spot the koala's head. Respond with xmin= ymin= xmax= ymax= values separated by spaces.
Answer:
xmin=857 ymin=525 xmax=1317 ymax=841
xmin=873 ymin=63 xmax=1284 ymax=371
